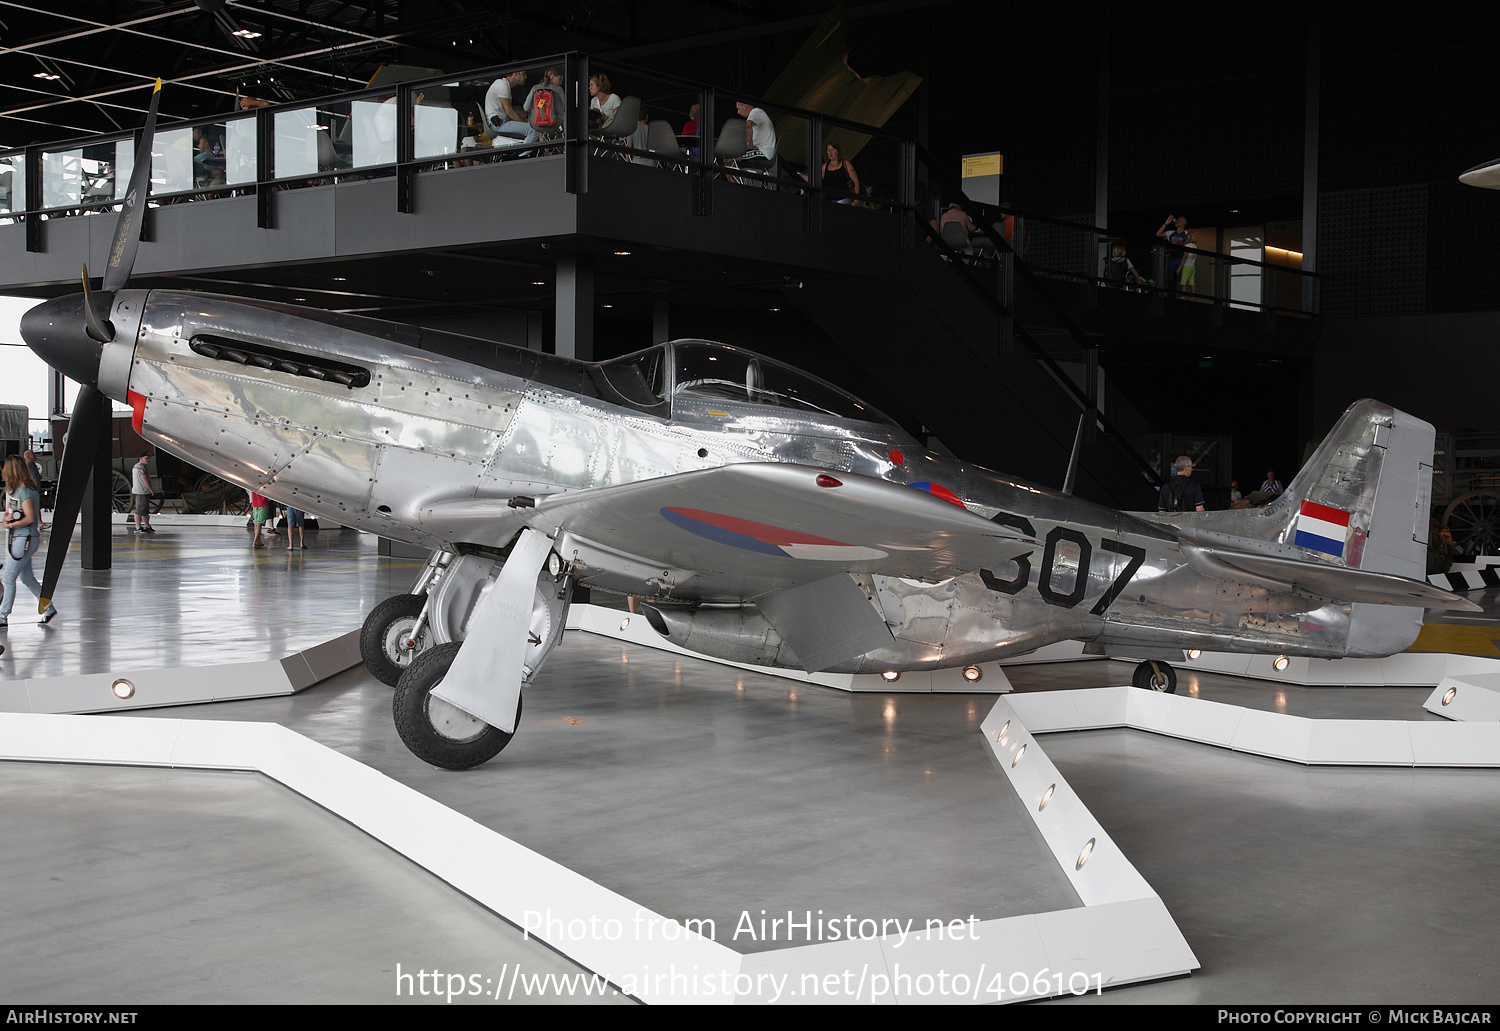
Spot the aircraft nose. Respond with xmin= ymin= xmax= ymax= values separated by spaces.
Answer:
xmin=20 ymin=294 xmax=107 ymax=388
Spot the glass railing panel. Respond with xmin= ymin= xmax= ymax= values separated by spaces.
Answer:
xmin=41 ymin=147 xmax=83 ymax=209
xmin=349 ymin=99 xmax=396 ymax=167
xmin=273 ymin=107 xmax=323 ymax=179
xmin=836 ymin=131 xmax=894 ymax=209
xmin=151 ymin=126 xmax=196 ymax=195
xmin=0 ymin=153 xmax=24 ymax=220
xmin=422 ymin=77 xmax=503 ymax=160
xmin=415 ymin=99 xmax=461 ymax=160
xmin=225 ymin=116 xmax=257 ymax=184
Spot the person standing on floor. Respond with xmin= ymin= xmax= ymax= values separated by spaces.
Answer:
xmin=130 ymin=452 xmax=155 ymax=534
xmin=1 ymin=455 xmax=56 ymax=629
xmin=284 ymin=506 xmax=307 ymax=550
xmin=249 ymin=489 xmax=272 ymax=548
xmin=1158 ymin=455 xmax=1206 ymax=514
xmin=1156 ymin=214 xmax=1188 ymax=296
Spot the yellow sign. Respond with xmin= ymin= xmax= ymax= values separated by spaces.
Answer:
xmin=962 ymin=153 xmax=1003 ymax=178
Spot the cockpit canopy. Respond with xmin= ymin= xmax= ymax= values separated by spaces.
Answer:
xmin=598 ymin=339 xmax=903 ymax=432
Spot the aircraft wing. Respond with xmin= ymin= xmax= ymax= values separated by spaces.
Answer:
xmin=1180 ymin=536 xmax=1481 ymax=612
xmin=512 ymin=462 xmax=1039 ymax=599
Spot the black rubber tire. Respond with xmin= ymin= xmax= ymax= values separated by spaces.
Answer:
xmin=392 ymin=642 xmax=519 ymax=769
xmin=359 ymin=593 xmax=428 ymax=687
xmin=1132 ymin=659 xmax=1177 ymax=693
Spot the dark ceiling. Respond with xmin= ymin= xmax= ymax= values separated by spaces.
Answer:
xmin=0 ymin=0 xmax=933 ymax=146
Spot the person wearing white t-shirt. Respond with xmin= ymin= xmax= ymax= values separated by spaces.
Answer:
xmin=485 ymin=69 xmax=530 ymax=143
xmin=735 ymin=101 xmax=777 ymax=163
xmin=589 ymin=73 xmax=621 ymax=129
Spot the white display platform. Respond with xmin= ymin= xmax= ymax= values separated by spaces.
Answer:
xmin=0 ymin=630 xmax=361 ymax=715
xmin=1424 ymin=675 xmax=1500 ymax=721
xmin=1160 ymin=647 xmax=1500 ymax=688
xmin=1010 ymin=686 xmax=1500 ymax=767
xmin=0 ymin=701 xmax=1200 ymax=1004
xmin=567 ymin=604 xmax=1096 ymax=694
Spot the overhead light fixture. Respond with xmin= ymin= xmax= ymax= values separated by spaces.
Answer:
xmin=962 ymin=665 xmax=982 ymax=682
xmin=232 ymin=29 xmax=262 ymax=39
xmin=1076 ymin=837 xmax=1096 ymax=870
xmin=1273 ymin=655 xmax=1290 ymax=671
xmin=613 ymin=250 xmax=631 ymax=256
xmin=112 ymin=679 xmax=135 ymax=699
xmin=33 ymin=72 xmax=61 ymax=81
xmin=531 ymin=281 xmax=544 ymax=286
xmin=332 ymin=276 xmax=346 ymax=282
xmin=1039 ymin=784 xmax=1056 ymax=811
xmin=881 ymin=670 xmax=900 ymax=682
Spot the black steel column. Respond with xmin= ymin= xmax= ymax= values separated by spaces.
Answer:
xmin=556 ymin=254 xmax=594 ymax=361
xmin=1094 ymin=18 xmax=1110 ymax=283
xmin=79 ymin=392 xmax=112 ymax=572
xmin=566 ymin=54 xmax=589 ymax=196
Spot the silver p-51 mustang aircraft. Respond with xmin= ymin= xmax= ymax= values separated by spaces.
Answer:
xmin=21 ymin=85 xmax=1476 ymax=769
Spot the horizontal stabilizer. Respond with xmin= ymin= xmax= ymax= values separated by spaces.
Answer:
xmin=1180 ymin=536 xmax=1479 ymax=612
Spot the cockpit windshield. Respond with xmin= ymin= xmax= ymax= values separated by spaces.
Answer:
xmin=669 ymin=340 xmax=899 ymax=429
xmin=598 ymin=345 xmax=667 ymax=408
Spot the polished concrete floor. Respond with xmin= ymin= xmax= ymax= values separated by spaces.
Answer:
xmin=0 ymin=525 xmax=422 ymax=679
xmin=4 ymin=528 xmax=1500 ymax=1004
xmin=1 ymin=764 xmax=627 ymax=1005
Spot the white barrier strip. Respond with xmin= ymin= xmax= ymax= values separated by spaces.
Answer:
xmin=1009 ymin=686 xmax=1500 ymax=766
xmin=0 ymin=631 xmax=361 ymax=715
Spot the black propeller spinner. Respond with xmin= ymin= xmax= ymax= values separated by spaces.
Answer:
xmin=19 ymin=79 xmax=162 ymax=612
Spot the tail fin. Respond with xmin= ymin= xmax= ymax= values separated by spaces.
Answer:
xmin=1273 ymin=399 xmax=1432 ymax=581
xmin=1274 ymin=399 xmax=1434 ymax=656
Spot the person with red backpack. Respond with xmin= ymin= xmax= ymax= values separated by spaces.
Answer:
xmin=523 ymin=66 xmax=564 ymax=149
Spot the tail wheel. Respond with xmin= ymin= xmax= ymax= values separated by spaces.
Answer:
xmin=393 ymin=642 xmax=519 ymax=769
xmin=1132 ymin=659 xmax=1177 ymax=693
xmin=359 ymin=593 xmax=430 ymax=687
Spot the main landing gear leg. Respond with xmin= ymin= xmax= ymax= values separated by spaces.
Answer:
xmin=392 ymin=529 xmax=564 ymax=769
xmin=1132 ymin=659 xmax=1178 ymax=693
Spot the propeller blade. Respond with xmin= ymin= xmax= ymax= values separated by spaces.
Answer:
xmin=80 ymin=264 xmax=113 ymax=343
xmin=100 ymin=78 xmax=162 ymax=296
xmin=38 ymin=385 xmax=108 ymax=612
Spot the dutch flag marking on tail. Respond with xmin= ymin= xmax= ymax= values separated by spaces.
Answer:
xmin=1294 ymin=500 xmax=1352 ymax=558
